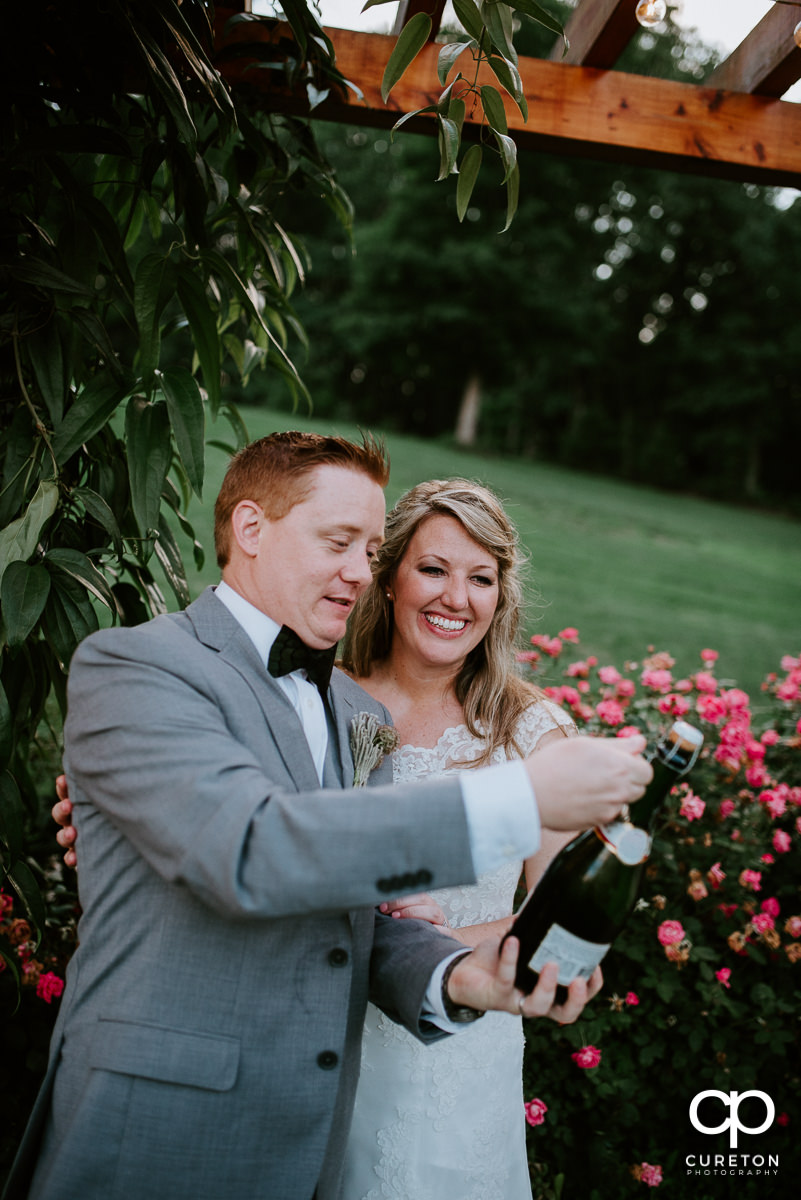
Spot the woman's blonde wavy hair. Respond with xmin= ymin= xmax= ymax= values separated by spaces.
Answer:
xmin=340 ymin=478 xmax=554 ymax=766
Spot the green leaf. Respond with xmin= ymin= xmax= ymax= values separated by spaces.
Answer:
xmin=481 ymin=1 xmax=518 ymax=65
xmin=41 ymin=574 xmax=99 ymax=669
xmin=157 ymin=368 xmax=206 ymax=499
xmin=493 ymin=128 xmax=518 ymax=184
xmin=511 ymin=0 xmax=566 ymax=42
xmin=52 ymin=371 xmax=134 ymax=466
xmin=488 ymin=54 xmax=526 ymax=118
xmin=0 ymin=561 xmax=51 ymax=647
xmin=448 ymin=97 xmax=466 ymax=140
xmin=68 ymin=308 xmax=123 ymax=379
xmin=6 ymin=859 xmax=47 ymax=945
xmin=438 ymin=41 xmax=472 ymax=86
xmin=391 ymin=104 xmax=437 ymax=138
xmin=10 ymin=257 xmax=95 ymax=297
xmin=127 ymin=20 xmax=198 ymax=150
xmin=135 ymin=254 xmax=176 ymax=390
xmin=125 ymin=397 xmax=172 ymax=550
xmin=25 ymin=320 xmax=66 ymax=424
xmin=73 ymin=487 xmax=123 ymax=560
xmin=154 ymin=514 xmax=191 ymax=609
xmin=437 ymin=116 xmax=461 ymax=181
xmin=0 ymin=681 xmax=11 ymax=772
xmin=0 ymin=771 xmax=23 ymax=860
xmin=381 ymin=14 xmax=433 ymax=104
xmin=502 ymin=161 xmax=520 ymax=232
xmin=361 ymin=0 xmax=400 ymax=9
xmin=45 ymin=548 xmax=114 ymax=610
xmin=0 ymin=481 xmax=59 ymax=589
xmin=452 ymin=0 xmax=486 ymax=42
xmin=457 ymin=145 xmax=483 ymax=221
xmin=176 ymin=268 xmax=221 ymax=418
xmin=481 ymin=83 xmax=508 ymax=134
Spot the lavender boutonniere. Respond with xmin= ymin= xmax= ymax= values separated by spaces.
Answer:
xmin=349 ymin=712 xmax=400 ymax=787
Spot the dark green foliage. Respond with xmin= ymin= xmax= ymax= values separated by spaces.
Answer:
xmin=0 ymin=0 xmax=349 ymax=984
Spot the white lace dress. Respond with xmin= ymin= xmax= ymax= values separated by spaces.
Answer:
xmin=341 ymin=700 xmax=572 ymax=1200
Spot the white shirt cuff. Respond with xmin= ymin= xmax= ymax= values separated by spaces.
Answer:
xmin=460 ymin=759 xmax=541 ymax=877
xmin=421 ymin=949 xmax=473 ymax=1032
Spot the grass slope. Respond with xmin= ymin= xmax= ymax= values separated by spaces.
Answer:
xmin=174 ymin=405 xmax=800 ymax=700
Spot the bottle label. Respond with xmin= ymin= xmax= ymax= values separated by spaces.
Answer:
xmin=527 ymin=923 xmax=611 ymax=987
xmin=597 ymin=820 xmax=651 ymax=866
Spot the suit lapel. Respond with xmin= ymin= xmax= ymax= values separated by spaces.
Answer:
xmin=326 ymin=674 xmax=356 ymax=790
xmin=183 ymin=587 xmax=321 ymax=792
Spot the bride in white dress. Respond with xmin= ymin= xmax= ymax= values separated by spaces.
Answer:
xmin=339 ymin=479 xmax=575 ymax=1200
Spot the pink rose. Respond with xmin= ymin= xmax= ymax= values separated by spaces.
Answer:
xmin=625 ymin=992 xmax=639 ymax=1006
xmin=739 ymin=869 xmax=762 ymax=892
xmin=598 ymin=666 xmax=621 ymax=685
xmin=658 ymin=693 xmax=691 ymax=717
xmin=715 ymin=967 xmax=732 ymax=988
xmin=531 ymin=634 xmax=562 ymax=657
xmin=707 ymin=862 xmax=726 ymax=887
xmin=679 ymin=791 xmax=705 ymax=822
xmin=745 ymin=764 xmax=769 ymax=789
xmin=761 ymin=896 xmax=781 ymax=918
xmin=640 ymin=1163 xmax=663 ymax=1188
xmin=657 ymin=920 xmax=685 ymax=947
xmin=772 ymin=830 xmax=791 ymax=854
xmin=617 ymin=726 xmax=643 ymax=739
xmin=718 ymin=799 xmax=736 ymax=819
xmin=558 ymin=627 xmax=579 ymax=643
xmin=524 ymin=1098 xmax=548 ymax=1126
xmin=751 ymin=912 xmax=775 ymax=934
xmin=616 ymin=678 xmax=636 ymax=698
xmin=694 ymin=671 xmax=718 ymax=693
xmin=700 ymin=649 xmax=719 ymax=663
xmin=761 ymin=729 xmax=781 ymax=747
xmin=696 ymin=694 xmax=727 ymax=724
xmin=784 ymin=916 xmax=801 ymax=938
xmin=36 ymin=972 xmax=65 ymax=1004
xmin=571 ymin=1045 xmax=601 ymax=1069
xmin=777 ymin=1111 xmax=790 ymax=1127
xmin=596 ymin=699 xmax=626 ymax=727
xmin=641 ymin=668 xmax=672 ymax=693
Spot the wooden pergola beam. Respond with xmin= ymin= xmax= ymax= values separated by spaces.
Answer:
xmin=214 ymin=21 xmax=801 ymax=187
xmin=551 ymin=0 xmax=640 ymax=68
xmin=706 ymin=3 xmax=801 ymax=98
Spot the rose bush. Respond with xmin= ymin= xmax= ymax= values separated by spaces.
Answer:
xmin=521 ymin=634 xmax=800 ymax=1199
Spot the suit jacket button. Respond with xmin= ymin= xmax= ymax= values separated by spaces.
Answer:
xmin=328 ymin=947 xmax=349 ymax=967
xmin=317 ymin=1050 xmax=339 ymax=1070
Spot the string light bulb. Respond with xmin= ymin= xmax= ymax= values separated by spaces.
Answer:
xmin=635 ymin=0 xmax=667 ymax=28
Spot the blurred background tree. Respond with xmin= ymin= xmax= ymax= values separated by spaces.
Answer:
xmin=273 ymin=5 xmax=801 ymax=509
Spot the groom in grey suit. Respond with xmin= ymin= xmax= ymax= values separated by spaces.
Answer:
xmin=4 ymin=432 xmax=651 ymax=1200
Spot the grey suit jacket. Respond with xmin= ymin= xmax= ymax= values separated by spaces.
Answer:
xmin=4 ymin=587 xmax=476 ymax=1200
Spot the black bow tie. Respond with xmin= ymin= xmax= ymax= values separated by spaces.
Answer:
xmin=267 ymin=625 xmax=337 ymax=694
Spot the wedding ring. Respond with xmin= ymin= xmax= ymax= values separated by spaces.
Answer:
xmin=517 ymin=993 xmax=526 ymax=1013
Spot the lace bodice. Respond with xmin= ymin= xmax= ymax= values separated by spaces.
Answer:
xmin=391 ymin=699 xmax=571 ymax=929
xmin=342 ymin=699 xmax=572 ymax=1200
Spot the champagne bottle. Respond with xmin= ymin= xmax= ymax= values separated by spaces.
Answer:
xmin=505 ymin=720 xmax=704 ymax=999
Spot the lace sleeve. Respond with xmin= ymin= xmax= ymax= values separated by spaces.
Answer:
xmin=512 ymin=698 xmax=575 ymax=759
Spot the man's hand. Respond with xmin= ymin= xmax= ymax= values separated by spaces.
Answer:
xmin=53 ymin=775 xmax=77 ymax=869
xmin=445 ymin=934 xmax=601 ymax=1023
xmin=526 ymin=734 xmax=652 ymax=832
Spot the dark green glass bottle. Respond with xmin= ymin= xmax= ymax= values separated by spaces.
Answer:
xmin=504 ymin=721 xmax=703 ymax=1000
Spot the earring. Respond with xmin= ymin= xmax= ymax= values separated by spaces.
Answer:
xmin=385 ymin=590 xmax=393 ymax=601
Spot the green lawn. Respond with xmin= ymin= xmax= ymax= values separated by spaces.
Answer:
xmin=170 ymin=404 xmax=801 ymax=700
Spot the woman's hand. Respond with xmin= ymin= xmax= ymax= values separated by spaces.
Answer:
xmin=53 ymin=775 xmax=78 ymax=869
xmin=379 ymin=892 xmax=450 ymax=931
